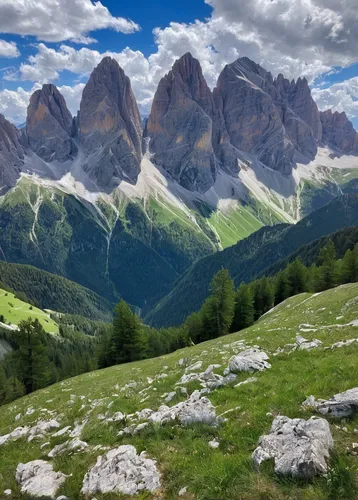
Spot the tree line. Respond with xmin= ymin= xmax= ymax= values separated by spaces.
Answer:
xmin=1 ymin=238 xmax=357 ymax=406
xmin=0 ymin=318 xmax=108 ymax=406
xmin=98 ymin=239 xmax=358 ymax=367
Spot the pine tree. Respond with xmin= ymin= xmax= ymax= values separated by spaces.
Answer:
xmin=97 ymin=327 xmax=115 ymax=368
xmin=340 ymin=244 xmax=358 ymax=284
xmin=318 ymin=240 xmax=337 ymax=290
xmin=111 ymin=300 xmax=145 ymax=363
xmin=184 ymin=312 xmax=204 ymax=344
xmin=232 ymin=283 xmax=255 ymax=331
xmin=13 ymin=319 xmax=51 ymax=394
xmin=252 ymin=278 xmax=274 ymax=319
xmin=286 ymin=259 xmax=308 ymax=296
xmin=309 ymin=264 xmax=321 ymax=292
xmin=274 ymin=271 xmax=290 ymax=305
xmin=202 ymin=269 xmax=235 ymax=340
xmin=4 ymin=377 xmax=25 ymax=404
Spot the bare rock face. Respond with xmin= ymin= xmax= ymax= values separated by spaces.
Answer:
xmin=26 ymin=84 xmax=76 ymax=163
xmin=252 ymin=416 xmax=333 ymax=479
xmin=275 ymin=75 xmax=322 ymax=142
xmin=147 ymin=53 xmax=218 ymax=192
xmin=320 ymin=110 xmax=358 ymax=154
xmin=0 ymin=114 xmax=24 ymax=193
xmin=214 ymin=57 xmax=295 ymax=175
xmin=79 ymin=57 xmax=142 ymax=192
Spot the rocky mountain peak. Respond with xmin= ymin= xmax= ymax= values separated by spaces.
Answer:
xmin=170 ymin=52 xmax=215 ymax=115
xmin=79 ymin=57 xmax=142 ymax=192
xmin=320 ymin=109 xmax=358 ymax=154
xmin=147 ymin=53 xmax=218 ymax=192
xmin=0 ymin=114 xmax=24 ymax=193
xmin=274 ymin=74 xmax=322 ymax=142
xmin=214 ymin=58 xmax=295 ymax=174
xmin=26 ymin=83 xmax=76 ymax=162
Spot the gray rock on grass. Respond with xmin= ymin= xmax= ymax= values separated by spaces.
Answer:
xmin=81 ymin=445 xmax=160 ymax=496
xmin=304 ymin=388 xmax=358 ymax=418
xmin=16 ymin=460 xmax=67 ymax=498
xmin=228 ymin=349 xmax=271 ymax=373
xmin=252 ymin=416 xmax=333 ymax=478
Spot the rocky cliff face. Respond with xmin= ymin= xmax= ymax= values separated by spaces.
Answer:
xmin=26 ymin=84 xmax=76 ymax=162
xmin=147 ymin=53 xmax=218 ymax=192
xmin=79 ymin=57 xmax=142 ymax=192
xmin=274 ymin=75 xmax=322 ymax=142
xmin=320 ymin=110 xmax=358 ymax=155
xmin=214 ymin=57 xmax=295 ymax=175
xmin=0 ymin=114 xmax=24 ymax=194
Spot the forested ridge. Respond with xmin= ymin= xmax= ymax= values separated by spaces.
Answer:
xmin=147 ymin=194 xmax=358 ymax=326
xmin=0 ymin=261 xmax=114 ymax=322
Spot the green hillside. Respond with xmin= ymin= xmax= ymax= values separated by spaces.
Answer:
xmin=1 ymin=283 xmax=358 ymax=499
xmin=0 ymin=288 xmax=58 ymax=334
xmin=0 ymin=261 xmax=114 ymax=322
xmin=0 ymin=178 xmax=216 ymax=309
xmin=147 ymin=194 xmax=358 ymax=326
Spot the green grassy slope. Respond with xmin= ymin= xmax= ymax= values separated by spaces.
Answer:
xmin=0 ymin=261 xmax=114 ymax=322
xmin=0 ymin=288 xmax=58 ymax=333
xmin=208 ymin=204 xmax=263 ymax=248
xmin=147 ymin=194 xmax=358 ymax=327
xmin=1 ymin=283 xmax=358 ymax=499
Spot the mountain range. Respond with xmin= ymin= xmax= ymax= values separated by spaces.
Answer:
xmin=0 ymin=52 xmax=358 ymax=312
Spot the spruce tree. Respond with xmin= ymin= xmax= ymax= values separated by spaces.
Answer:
xmin=232 ymin=283 xmax=255 ymax=331
xmin=4 ymin=377 xmax=26 ymax=404
xmin=252 ymin=278 xmax=274 ymax=319
xmin=274 ymin=271 xmax=290 ymax=305
xmin=318 ymin=240 xmax=337 ymax=290
xmin=340 ymin=244 xmax=358 ymax=284
xmin=112 ymin=300 xmax=145 ymax=363
xmin=184 ymin=312 xmax=204 ymax=344
xmin=286 ymin=259 xmax=308 ymax=296
xmin=202 ymin=269 xmax=235 ymax=340
xmin=13 ymin=319 xmax=50 ymax=394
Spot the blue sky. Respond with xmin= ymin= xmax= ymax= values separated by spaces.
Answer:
xmin=0 ymin=0 xmax=358 ymax=128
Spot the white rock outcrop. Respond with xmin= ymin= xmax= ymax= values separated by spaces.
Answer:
xmin=147 ymin=390 xmax=223 ymax=427
xmin=296 ymin=335 xmax=322 ymax=350
xmin=81 ymin=445 xmax=160 ymax=496
xmin=16 ymin=460 xmax=67 ymax=498
xmin=252 ymin=416 xmax=333 ymax=478
xmin=228 ymin=349 xmax=271 ymax=373
xmin=48 ymin=438 xmax=88 ymax=458
xmin=0 ymin=419 xmax=60 ymax=447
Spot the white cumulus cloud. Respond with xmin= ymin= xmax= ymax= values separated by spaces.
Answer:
xmin=312 ymin=78 xmax=358 ymax=118
xmin=2 ymin=0 xmax=358 ymax=125
xmin=0 ymin=40 xmax=20 ymax=58
xmin=0 ymin=0 xmax=139 ymax=44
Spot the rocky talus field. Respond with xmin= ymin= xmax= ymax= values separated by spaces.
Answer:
xmin=1 ymin=283 xmax=358 ymax=499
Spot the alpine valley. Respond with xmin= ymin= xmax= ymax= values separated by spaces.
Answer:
xmin=1 ymin=52 xmax=358 ymax=314
xmin=2 ymin=46 xmax=358 ymax=500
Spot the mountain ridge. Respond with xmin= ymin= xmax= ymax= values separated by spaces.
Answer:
xmin=0 ymin=53 xmax=358 ymax=311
